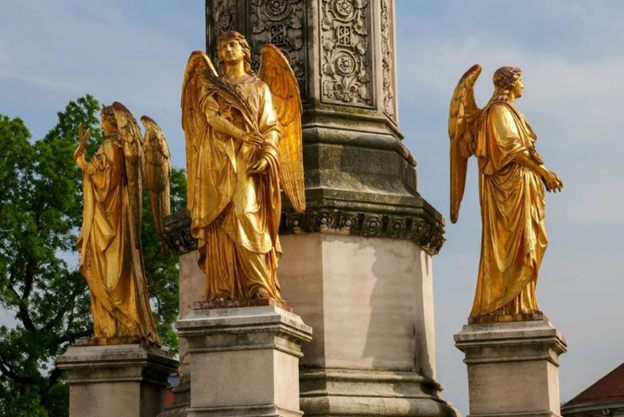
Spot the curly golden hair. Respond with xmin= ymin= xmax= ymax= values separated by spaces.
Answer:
xmin=489 ymin=66 xmax=522 ymax=104
xmin=100 ymin=105 xmax=118 ymax=129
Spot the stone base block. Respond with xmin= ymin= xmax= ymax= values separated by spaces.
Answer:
xmin=176 ymin=305 xmax=312 ymax=417
xmin=58 ymin=343 xmax=178 ymax=417
xmin=300 ymin=368 xmax=460 ymax=416
xmin=454 ymin=320 xmax=567 ymax=417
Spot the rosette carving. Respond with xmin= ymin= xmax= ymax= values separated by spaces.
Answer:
xmin=320 ymin=0 xmax=372 ymax=107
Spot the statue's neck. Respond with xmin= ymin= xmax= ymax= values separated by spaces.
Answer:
xmin=223 ymin=61 xmax=247 ymax=82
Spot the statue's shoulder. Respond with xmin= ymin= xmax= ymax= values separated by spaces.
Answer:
xmin=484 ymin=102 xmax=520 ymax=124
xmin=99 ymin=134 xmax=122 ymax=156
xmin=248 ymin=75 xmax=271 ymax=92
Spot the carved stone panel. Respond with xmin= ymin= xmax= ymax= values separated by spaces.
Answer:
xmin=320 ymin=0 xmax=373 ymax=108
xmin=214 ymin=0 xmax=237 ymax=33
xmin=206 ymin=0 xmax=239 ymax=59
xmin=250 ymin=0 xmax=308 ymax=98
xmin=380 ymin=0 xmax=397 ymax=123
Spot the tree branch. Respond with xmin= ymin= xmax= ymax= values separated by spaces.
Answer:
xmin=0 ymin=355 xmax=32 ymax=385
xmin=6 ymin=281 xmax=36 ymax=332
xmin=43 ymin=287 xmax=80 ymax=331
xmin=7 ymin=257 xmax=37 ymax=332
xmin=40 ymin=367 xmax=63 ymax=396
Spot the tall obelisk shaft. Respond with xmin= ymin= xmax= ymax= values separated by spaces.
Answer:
xmin=205 ymin=0 xmax=443 ymax=245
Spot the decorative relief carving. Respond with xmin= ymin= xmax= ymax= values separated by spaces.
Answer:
xmin=165 ymin=207 xmax=446 ymax=256
xmin=280 ymin=209 xmax=445 ymax=255
xmin=164 ymin=209 xmax=197 ymax=254
xmin=380 ymin=0 xmax=396 ymax=122
xmin=250 ymin=0 xmax=307 ymax=97
xmin=320 ymin=0 xmax=373 ymax=107
xmin=213 ymin=0 xmax=237 ymax=34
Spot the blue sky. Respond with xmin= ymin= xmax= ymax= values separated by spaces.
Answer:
xmin=1 ymin=1 xmax=623 ymax=414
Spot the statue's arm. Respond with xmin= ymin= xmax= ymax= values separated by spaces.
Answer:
xmin=513 ymin=150 xmax=547 ymax=176
xmin=512 ymin=139 xmax=563 ymax=192
xmin=74 ymin=123 xmax=90 ymax=171
xmin=204 ymin=109 xmax=263 ymax=146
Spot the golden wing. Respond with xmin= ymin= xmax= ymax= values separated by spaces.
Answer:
xmin=181 ymin=51 xmax=218 ymax=213
xmin=258 ymin=44 xmax=305 ymax=213
xmin=448 ymin=64 xmax=482 ymax=224
xmin=112 ymin=101 xmax=144 ymax=246
xmin=141 ymin=116 xmax=171 ymax=253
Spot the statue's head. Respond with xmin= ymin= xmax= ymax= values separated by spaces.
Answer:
xmin=492 ymin=66 xmax=523 ymax=101
xmin=217 ymin=31 xmax=254 ymax=76
xmin=100 ymin=105 xmax=118 ymax=136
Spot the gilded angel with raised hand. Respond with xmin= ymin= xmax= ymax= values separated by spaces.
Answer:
xmin=181 ymin=31 xmax=304 ymax=302
xmin=74 ymin=103 xmax=171 ymax=345
xmin=448 ymin=65 xmax=563 ymax=320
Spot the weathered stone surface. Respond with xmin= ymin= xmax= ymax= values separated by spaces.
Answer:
xmin=166 ymin=0 xmax=446 ymax=259
xmin=300 ymin=368 xmax=460 ymax=417
xmin=454 ymin=320 xmax=567 ymax=417
xmin=155 ymin=250 xmax=204 ymax=417
xmin=278 ymin=233 xmax=459 ymax=416
xmin=58 ymin=344 xmax=178 ymax=417
xmin=176 ymin=305 xmax=312 ymax=417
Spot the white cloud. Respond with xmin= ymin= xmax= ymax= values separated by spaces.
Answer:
xmin=0 ymin=0 xmax=203 ymax=168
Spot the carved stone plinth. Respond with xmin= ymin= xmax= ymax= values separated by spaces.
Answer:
xmin=279 ymin=233 xmax=460 ymax=416
xmin=176 ymin=305 xmax=312 ymax=417
xmin=57 ymin=344 xmax=178 ymax=417
xmin=454 ymin=320 xmax=567 ymax=417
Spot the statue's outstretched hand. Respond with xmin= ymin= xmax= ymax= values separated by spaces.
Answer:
xmin=542 ymin=169 xmax=563 ymax=192
xmin=74 ymin=123 xmax=91 ymax=168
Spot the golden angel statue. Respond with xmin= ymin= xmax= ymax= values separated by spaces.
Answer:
xmin=74 ymin=102 xmax=171 ymax=345
xmin=181 ymin=31 xmax=304 ymax=302
xmin=448 ymin=65 xmax=563 ymax=319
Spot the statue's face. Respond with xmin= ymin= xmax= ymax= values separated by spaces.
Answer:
xmin=101 ymin=117 xmax=115 ymax=136
xmin=218 ymin=39 xmax=245 ymax=66
xmin=512 ymin=77 xmax=524 ymax=98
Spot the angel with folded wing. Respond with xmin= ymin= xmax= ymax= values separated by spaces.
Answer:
xmin=181 ymin=31 xmax=304 ymax=302
xmin=448 ymin=65 xmax=563 ymax=319
xmin=74 ymin=103 xmax=171 ymax=345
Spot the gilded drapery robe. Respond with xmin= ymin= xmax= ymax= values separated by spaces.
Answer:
xmin=77 ymin=136 xmax=160 ymax=344
xmin=470 ymin=102 xmax=548 ymax=317
xmin=190 ymin=75 xmax=283 ymax=301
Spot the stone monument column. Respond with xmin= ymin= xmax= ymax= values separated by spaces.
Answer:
xmin=164 ymin=1 xmax=457 ymax=416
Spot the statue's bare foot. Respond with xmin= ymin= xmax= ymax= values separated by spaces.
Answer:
xmin=252 ymin=289 xmax=270 ymax=300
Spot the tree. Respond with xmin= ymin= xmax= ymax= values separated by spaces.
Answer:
xmin=0 ymin=96 xmax=184 ymax=416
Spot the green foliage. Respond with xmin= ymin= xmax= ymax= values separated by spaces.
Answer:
xmin=0 ymin=96 xmax=183 ymax=416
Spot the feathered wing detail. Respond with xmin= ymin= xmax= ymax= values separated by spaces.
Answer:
xmin=258 ymin=44 xmax=305 ymax=213
xmin=112 ymin=101 xmax=144 ymax=246
xmin=181 ymin=51 xmax=217 ymax=214
xmin=141 ymin=116 xmax=171 ymax=254
xmin=448 ymin=64 xmax=482 ymax=224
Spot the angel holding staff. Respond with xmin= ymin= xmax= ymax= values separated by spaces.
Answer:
xmin=448 ymin=66 xmax=563 ymax=320
xmin=182 ymin=31 xmax=304 ymax=302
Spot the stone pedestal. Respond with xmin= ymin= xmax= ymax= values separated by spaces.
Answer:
xmin=279 ymin=233 xmax=459 ymax=416
xmin=58 ymin=343 xmax=178 ymax=417
xmin=176 ymin=304 xmax=312 ymax=417
xmin=454 ymin=320 xmax=567 ymax=417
